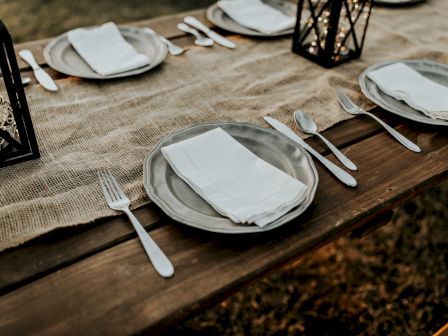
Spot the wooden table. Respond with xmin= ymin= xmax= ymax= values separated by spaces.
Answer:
xmin=0 ymin=9 xmax=447 ymax=336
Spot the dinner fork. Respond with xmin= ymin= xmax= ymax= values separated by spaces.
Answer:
xmin=98 ymin=171 xmax=174 ymax=278
xmin=337 ymin=89 xmax=421 ymax=153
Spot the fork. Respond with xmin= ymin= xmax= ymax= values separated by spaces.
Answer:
xmin=337 ymin=89 xmax=421 ymax=153
xmin=159 ymin=36 xmax=186 ymax=56
xmin=98 ymin=171 xmax=174 ymax=278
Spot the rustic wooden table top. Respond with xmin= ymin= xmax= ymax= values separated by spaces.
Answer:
xmin=0 ymin=9 xmax=447 ymax=336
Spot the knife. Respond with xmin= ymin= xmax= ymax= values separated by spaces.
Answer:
xmin=184 ymin=16 xmax=236 ymax=49
xmin=19 ymin=49 xmax=57 ymax=92
xmin=263 ymin=116 xmax=357 ymax=187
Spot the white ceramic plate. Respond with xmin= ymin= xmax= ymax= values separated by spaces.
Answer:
xmin=359 ymin=60 xmax=448 ymax=126
xmin=44 ymin=26 xmax=167 ymax=79
xmin=143 ymin=122 xmax=318 ymax=234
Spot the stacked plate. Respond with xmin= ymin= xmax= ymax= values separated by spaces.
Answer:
xmin=44 ymin=26 xmax=167 ymax=79
xmin=206 ymin=0 xmax=297 ymax=37
xmin=360 ymin=60 xmax=448 ymax=126
xmin=144 ymin=122 xmax=318 ymax=234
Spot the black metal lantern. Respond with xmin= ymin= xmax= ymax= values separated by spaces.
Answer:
xmin=0 ymin=20 xmax=39 ymax=168
xmin=292 ymin=0 xmax=373 ymax=68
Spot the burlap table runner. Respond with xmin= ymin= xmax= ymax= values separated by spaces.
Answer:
xmin=1 ymin=0 xmax=447 ymax=251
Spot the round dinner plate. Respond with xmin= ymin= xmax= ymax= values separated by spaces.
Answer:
xmin=206 ymin=1 xmax=297 ymax=37
xmin=359 ymin=60 xmax=448 ymax=126
xmin=43 ymin=26 xmax=168 ymax=79
xmin=143 ymin=122 xmax=318 ymax=234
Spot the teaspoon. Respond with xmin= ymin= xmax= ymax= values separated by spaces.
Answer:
xmin=294 ymin=110 xmax=358 ymax=171
xmin=177 ymin=23 xmax=214 ymax=47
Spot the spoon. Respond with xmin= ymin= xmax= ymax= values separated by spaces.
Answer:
xmin=159 ymin=36 xmax=186 ymax=56
xmin=177 ymin=23 xmax=214 ymax=47
xmin=294 ymin=110 xmax=358 ymax=171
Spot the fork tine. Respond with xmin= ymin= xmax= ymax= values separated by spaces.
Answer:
xmin=336 ymin=89 xmax=346 ymax=102
xmin=343 ymin=93 xmax=355 ymax=110
xmin=336 ymin=90 xmax=345 ymax=105
xmin=107 ymin=171 xmax=127 ymax=200
xmin=337 ymin=90 xmax=354 ymax=111
xmin=101 ymin=171 xmax=120 ymax=201
xmin=98 ymin=172 xmax=114 ymax=204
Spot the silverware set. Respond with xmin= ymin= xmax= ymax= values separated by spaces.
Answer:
xmin=264 ymin=87 xmax=422 ymax=188
xmin=176 ymin=16 xmax=236 ymax=50
xmin=264 ymin=116 xmax=358 ymax=187
xmin=177 ymin=23 xmax=214 ymax=47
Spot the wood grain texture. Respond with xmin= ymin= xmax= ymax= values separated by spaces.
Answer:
xmin=1 ymin=8 xmax=447 ymax=336
xmin=0 ymin=125 xmax=446 ymax=336
xmin=0 ymin=110 xmax=403 ymax=294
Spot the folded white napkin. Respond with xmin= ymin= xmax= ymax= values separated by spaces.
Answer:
xmin=217 ymin=0 xmax=296 ymax=34
xmin=161 ymin=127 xmax=307 ymax=227
xmin=367 ymin=62 xmax=448 ymax=120
xmin=67 ymin=22 xmax=150 ymax=76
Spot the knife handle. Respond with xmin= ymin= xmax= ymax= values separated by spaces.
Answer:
xmin=184 ymin=16 xmax=210 ymax=34
xmin=301 ymin=142 xmax=357 ymax=187
xmin=19 ymin=49 xmax=40 ymax=70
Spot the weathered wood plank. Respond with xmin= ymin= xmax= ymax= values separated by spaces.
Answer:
xmin=0 ymin=111 xmax=401 ymax=293
xmin=0 ymin=126 xmax=446 ymax=336
xmin=0 ymin=203 xmax=163 ymax=294
xmin=0 ymin=107 xmax=421 ymax=293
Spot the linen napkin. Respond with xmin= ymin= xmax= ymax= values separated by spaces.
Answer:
xmin=217 ymin=0 xmax=296 ymax=35
xmin=67 ymin=22 xmax=150 ymax=76
xmin=161 ymin=127 xmax=308 ymax=227
xmin=367 ymin=62 xmax=448 ymax=120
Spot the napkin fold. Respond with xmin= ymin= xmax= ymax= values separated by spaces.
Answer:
xmin=67 ymin=22 xmax=150 ymax=76
xmin=367 ymin=62 xmax=448 ymax=120
xmin=217 ymin=0 xmax=296 ymax=34
xmin=161 ymin=127 xmax=307 ymax=227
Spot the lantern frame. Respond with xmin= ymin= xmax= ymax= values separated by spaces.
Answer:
xmin=0 ymin=20 xmax=39 ymax=168
xmin=292 ymin=0 xmax=373 ymax=68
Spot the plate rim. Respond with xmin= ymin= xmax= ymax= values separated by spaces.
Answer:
xmin=373 ymin=0 xmax=423 ymax=5
xmin=143 ymin=121 xmax=319 ymax=234
xmin=206 ymin=3 xmax=295 ymax=37
xmin=359 ymin=59 xmax=448 ymax=126
xmin=43 ymin=25 xmax=168 ymax=80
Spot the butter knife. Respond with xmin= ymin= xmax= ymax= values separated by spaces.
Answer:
xmin=184 ymin=16 xmax=236 ymax=49
xmin=264 ymin=116 xmax=357 ymax=187
xmin=19 ymin=49 xmax=57 ymax=92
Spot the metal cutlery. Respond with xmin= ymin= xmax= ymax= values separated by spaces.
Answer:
xmin=177 ymin=23 xmax=214 ymax=47
xmin=264 ymin=116 xmax=357 ymax=187
xmin=18 ymin=49 xmax=57 ymax=91
xmin=159 ymin=36 xmax=185 ymax=56
xmin=98 ymin=171 xmax=174 ymax=278
xmin=144 ymin=27 xmax=185 ymax=56
xmin=21 ymin=77 xmax=31 ymax=86
xmin=337 ymin=89 xmax=421 ymax=153
xmin=184 ymin=16 xmax=236 ymax=49
xmin=294 ymin=110 xmax=357 ymax=171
